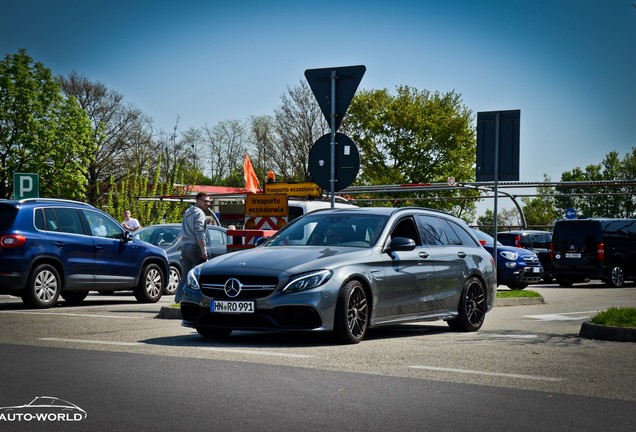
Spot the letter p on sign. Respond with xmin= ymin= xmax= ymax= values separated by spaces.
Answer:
xmin=13 ymin=173 xmax=39 ymax=199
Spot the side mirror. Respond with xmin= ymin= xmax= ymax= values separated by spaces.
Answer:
xmin=123 ymin=231 xmax=134 ymax=242
xmin=387 ymin=236 xmax=416 ymax=252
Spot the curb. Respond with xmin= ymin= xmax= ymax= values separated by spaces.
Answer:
xmin=495 ymin=296 xmax=544 ymax=307
xmin=158 ymin=306 xmax=182 ymax=320
xmin=579 ymin=321 xmax=636 ymax=343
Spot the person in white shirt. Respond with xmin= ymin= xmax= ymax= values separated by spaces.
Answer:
xmin=122 ymin=210 xmax=141 ymax=232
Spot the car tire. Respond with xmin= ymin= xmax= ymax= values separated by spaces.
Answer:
xmin=22 ymin=264 xmax=61 ymax=309
xmin=133 ymin=263 xmax=164 ymax=303
xmin=557 ymin=278 xmax=573 ymax=287
xmin=333 ymin=280 xmax=369 ymax=344
xmin=447 ymin=276 xmax=487 ymax=332
xmin=196 ymin=328 xmax=233 ymax=338
xmin=61 ymin=291 xmax=89 ymax=304
xmin=605 ymin=266 xmax=625 ymax=288
xmin=164 ymin=265 xmax=180 ymax=295
xmin=507 ymin=283 xmax=527 ymax=290
xmin=542 ymin=275 xmax=553 ymax=283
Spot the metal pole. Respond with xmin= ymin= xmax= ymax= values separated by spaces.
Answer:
xmin=330 ymin=70 xmax=337 ymax=208
xmin=493 ymin=113 xmax=499 ymax=273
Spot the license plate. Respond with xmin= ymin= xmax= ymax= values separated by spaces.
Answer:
xmin=565 ymin=253 xmax=581 ymax=259
xmin=211 ymin=300 xmax=255 ymax=313
xmin=532 ymin=267 xmax=541 ymax=273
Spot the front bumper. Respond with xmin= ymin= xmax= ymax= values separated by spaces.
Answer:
xmin=180 ymin=283 xmax=339 ymax=332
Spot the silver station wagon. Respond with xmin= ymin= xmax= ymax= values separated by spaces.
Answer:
xmin=180 ymin=207 xmax=497 ymax=344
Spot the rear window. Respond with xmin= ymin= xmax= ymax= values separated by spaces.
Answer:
xmin=0 ymin=206 xmax=19 ymax=230
xmin=553 ymin=221 xmax=600 ymax=248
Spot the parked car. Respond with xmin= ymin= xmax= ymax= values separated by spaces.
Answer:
xmin=0 ymin=198 xmax=169 ymax=308
xmin=550 ymin=218 xmax=636 ymax=287
xmin=180 ymin=207 xmax=497 ymax=344
xmin=497 ymin=230 xmax=553 ymax=282
xmin=133 ymin=223 xmax=228 ymax=295
xmin=472 ymin=228 xmax=543 ymax=290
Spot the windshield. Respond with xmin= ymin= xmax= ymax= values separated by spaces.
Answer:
xmin=266 ymin=213 xmax=388 ymax=248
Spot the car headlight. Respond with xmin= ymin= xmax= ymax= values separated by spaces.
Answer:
xmin=185 ymin=265 xmax=202 ymax=291
xmin=283 ymin=270 xmax=333 ymax=293
xmin=499 ymin=251 xmax=519 ymax=261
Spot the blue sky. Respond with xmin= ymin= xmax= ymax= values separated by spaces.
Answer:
xmin=2 ymin=0 xmax=635 ymax=190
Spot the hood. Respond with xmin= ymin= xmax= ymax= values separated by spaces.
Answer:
xmin=201 ymin=245 xmax=372 ymax=275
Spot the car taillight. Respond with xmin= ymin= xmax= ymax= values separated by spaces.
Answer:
xmin=597 ymin=243 xmax=604 ymax=261
xmin=0 ymin=235 xmax=26 ymax=248
xmin=515 ymin=235 xmax=521 ymax=248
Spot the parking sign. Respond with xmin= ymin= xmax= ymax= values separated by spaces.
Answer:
xmin=13 ymin=173 xmax=39 ymax=199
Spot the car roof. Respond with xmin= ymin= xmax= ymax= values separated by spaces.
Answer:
xmin=0 ymin=198 xmax=95 ymax=209
xmin=307 ymin=206 xmax=454 ymax=218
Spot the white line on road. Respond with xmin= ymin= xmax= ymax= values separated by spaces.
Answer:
xmin=38 ymin=338 xmax=315 ymax=359
xmin=40 ymin=338 xmax=141 ymax=346
xmin=408 ymin=365 xmax=563 ymax=382
xmin=524 ymin=312 xmax=595 ymax=322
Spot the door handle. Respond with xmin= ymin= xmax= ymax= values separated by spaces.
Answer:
xmin=419 ymin=252 xmax=429 ymax=259
xmin=457 ymin=251 xmax=467 ymax=258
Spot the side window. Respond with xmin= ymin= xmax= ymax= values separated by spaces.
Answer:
xmin=414 ymin=215 xmax=446 ymax=246
xmin=208 ymin=229 xmax=227 ymax=245
xmin=39 ymin=208 xmax=60 ymax=231
xmin=54 ymin=208 xmax=84 ymax=235
xmin=439 ymin=218 xmax=462 ymax=245
xmin=34 ymin=208 xmax=45 ymax=230
xmin=83 ymin=210 xmax=120 ymax=238
xmin=445 ymin=219 xmax=480 ymax=247
xmin=391 ymin=217 xmax=421 ymax=246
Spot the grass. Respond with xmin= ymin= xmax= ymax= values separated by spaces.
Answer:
xmin=496 ymin=289 xmax=542 ymax=299
xmin=591 ymin=307 xmax=636 ymax=328
xmin=169 ymin=303 xmax=180 ymax=308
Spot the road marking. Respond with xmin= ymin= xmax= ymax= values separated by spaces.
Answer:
xmin=408 ymin=365 xmax=562 ymax=382
xmin=41 ymin=338 xmax=141 ymax=346
xmin=200 ymin=347 xmax=315 ymax=358
xmin=0 ymin=311 xmax=143 ymax=319
xmin=524 ymin=312 xmax=595 ymax=322
xmin=38 ymin=338 xmax=315 ymax=359
xmin=485 ymin=334 xmax=538 ymax=339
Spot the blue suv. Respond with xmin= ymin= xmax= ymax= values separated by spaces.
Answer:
xmin=0 ymin=198 xmax=169 ymax=308
xmin=472 ymin=228 xmax=543 ymax=290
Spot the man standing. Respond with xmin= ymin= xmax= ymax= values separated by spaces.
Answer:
xmin=174 ymin=192 xmax=209 ymax=303
xmin=122 ymin=210 xmax=141 ymax=232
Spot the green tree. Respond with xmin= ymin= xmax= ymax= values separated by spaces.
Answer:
xmin=475 ymin=207 xmax=522 ymax=236
xmin=0 ymin=49 xmax=94 ymax=199
xmin=342 ymin=85 xmax=479 ymax=216
xmin=554 ymin=149 xmax=636 ymax=218
xmin=521 ymin=175 xmax=559 ymax=229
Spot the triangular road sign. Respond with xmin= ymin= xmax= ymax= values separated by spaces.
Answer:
xmin=304 ymin=65 xmax=366 ymax=132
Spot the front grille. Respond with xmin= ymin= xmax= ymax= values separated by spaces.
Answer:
xmin=200 ymin=274 xmax=279 ymax=300
xmin=523 ymin=256 xmax=540 ymax=265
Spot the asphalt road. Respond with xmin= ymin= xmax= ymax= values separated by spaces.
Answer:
xmin=0 ymin=282 xmax=634 ymax=431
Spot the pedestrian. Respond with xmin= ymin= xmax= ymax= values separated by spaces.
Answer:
xmin=174 ymin=192 xmax=210 ymax=303
xmin=122 ymin=210 xmax=141 ymax=232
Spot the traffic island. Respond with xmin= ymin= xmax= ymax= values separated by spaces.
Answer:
xmin=579 ymin=322 xmax=636 ymax=343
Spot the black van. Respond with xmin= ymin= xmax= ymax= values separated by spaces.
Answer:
xmin=550 ymin=218 xmax=636 ymax=287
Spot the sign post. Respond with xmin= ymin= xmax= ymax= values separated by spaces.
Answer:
xmin=305 ymin=65 xmax=365 ymax=207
